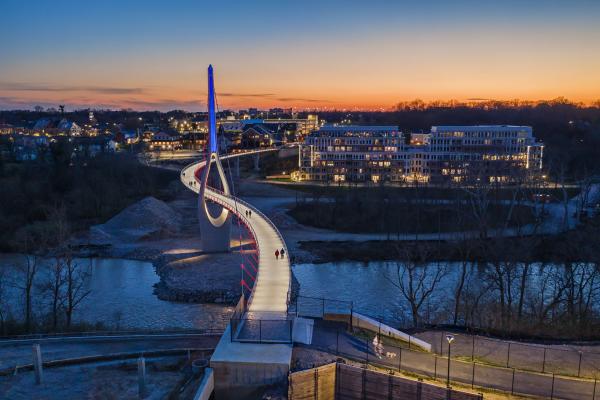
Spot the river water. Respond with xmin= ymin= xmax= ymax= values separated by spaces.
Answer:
xmin=0 ymin=254 xmax=232 ymax=330
xmin=0 ymin=254 xmax=417 ymax=330
xmin=2 ymin=255 xmax=586 ymax=330
xmin=292 ymin=261 xmax=452 ymax=325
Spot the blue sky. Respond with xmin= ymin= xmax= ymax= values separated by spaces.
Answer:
xmin=1 ymin=0 xmax=599 ymax=110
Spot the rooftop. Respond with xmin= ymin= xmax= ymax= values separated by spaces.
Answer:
xmin=432 ymin=125 xmax=532 ymax=131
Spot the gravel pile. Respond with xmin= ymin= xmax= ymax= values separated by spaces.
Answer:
xmin=91 ymin=196 xmax=182 ymax=243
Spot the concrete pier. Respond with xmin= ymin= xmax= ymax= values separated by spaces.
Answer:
xmin=210 ymin=326 xmax=292 ymax=399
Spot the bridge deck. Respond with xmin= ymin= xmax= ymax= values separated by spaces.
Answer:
xmin=181 ymin=150 xmax=290 ymax=319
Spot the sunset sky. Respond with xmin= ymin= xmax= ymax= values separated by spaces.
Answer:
xmin=1 ymin=0 xmax=599 ymax=111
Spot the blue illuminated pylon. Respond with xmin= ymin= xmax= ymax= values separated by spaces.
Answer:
xmin=207 ymin=64 xmax=217 ymax=154
xmin=197 ymin=64 xmax=231 ymax=252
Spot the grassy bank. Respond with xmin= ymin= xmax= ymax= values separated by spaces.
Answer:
xmin=289 ymin=200 xmax=536 ymax=234
xmin=297 ymin=222 xmax=600 ymax=264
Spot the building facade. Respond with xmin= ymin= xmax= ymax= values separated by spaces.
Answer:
xmin=298 ymin=125 xmax=544 ymax=184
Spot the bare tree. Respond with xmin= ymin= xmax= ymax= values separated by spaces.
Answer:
xmin=61 ymin=255 xmax=92 ymax=329
xmin=464 ymin=173 xmax=492 ymax=239
xmin=387 ymin=244 xmax=447 ymax=327
xmin=13 ymin=255 xmax=40 ymax=332
xmin=562 ymin=262 xmax=600 ymax=336
xmin=42 ymin=203 xmax=71 ymax=331
xmin=452 ymin=240 xmax=473 ymax=326
xmin=45 ymin=258 xmax=65 ymax=331
xmin=553 ymin=160 xmax=572 ymax=232
xmin=0 ymin=268 xmax=9 ymax=335
xmin=527 ymin=263 xmax=566 ymax=329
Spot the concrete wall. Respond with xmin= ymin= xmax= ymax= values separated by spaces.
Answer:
xmin=289 ymin=363 xmax=336 ymax=400
xmin=198 ymin=201 xmax=231 ymax=252
xmin=211 ymin=361 xmax=289 ymax=399
xmin=352 ymin=312 xmax=432 ymax=352
xmin=193 ymin=368 xmax=214 ymax=400
xmin=278 ymin=147 xmax=299 ymax=159
xmin=290 ymin=363 xmax=482 ymax=400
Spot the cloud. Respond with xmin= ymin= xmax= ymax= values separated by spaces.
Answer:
xmin=217 ymin=93 xmax=275 ymax=98
xmin=0 ymin=82 xmax=146 ymax=95
xmin=215 ymin=93 xmax=330 ymax=103
xmin=276 ymin=97 xmax=330 ymax=103
xmin=0 ymin=95 xmax=205 ymax=112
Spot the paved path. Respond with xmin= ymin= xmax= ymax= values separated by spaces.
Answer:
xmin=0 ymin=334 xmax=219 ymax=371
xmin=308 ymin=320 xmax=599 ymax=400
xmin=181 ymin=149 xmax=290 ymax=319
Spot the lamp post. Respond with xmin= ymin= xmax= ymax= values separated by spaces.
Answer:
xmin=446 ymin=334 xmax=454 ymax=388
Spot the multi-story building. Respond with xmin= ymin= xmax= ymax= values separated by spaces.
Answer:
xmin=298 ymin=125 xmax=543 ymax=184
xmin=298 ymin=126 xmax=407 ymax=183
xmin=148 ymin=131 xmax=182 ymax=151
xmin=218 ymin=115 xmax=319 ymax=143
xmin=425 ymin=125 xmax=543 ymax=184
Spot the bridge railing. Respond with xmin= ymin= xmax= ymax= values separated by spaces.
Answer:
xmin=229 ymin=317 xmax=293 ymax=344
xmin=200 ymin=172 xmax=291 ymax=308
xmin=289 ymin=295 xmax=353 ymax=320
xmin=0 ymin=328 xmax=224 ymax=343
xmin=217 ymin=190 xmax=292 ymax=307
xmin=180 ymin=148 xmax=291 ymax=311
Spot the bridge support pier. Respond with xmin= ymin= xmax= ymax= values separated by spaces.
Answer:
xmin=210 ymin=326 xmax=292 ymax=399
xmin=198 ymin=199 xmax=231 ymax=253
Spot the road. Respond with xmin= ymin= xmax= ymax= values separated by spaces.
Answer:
xmin=308 ymin=320 xmax=599 ymax=400
xmin=0 ymin=334 xmax=220 ymax=371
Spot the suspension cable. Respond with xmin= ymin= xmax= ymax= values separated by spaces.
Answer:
xmin=215 ymin=89 xmax=254 ymax=299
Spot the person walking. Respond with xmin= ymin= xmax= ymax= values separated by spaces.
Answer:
xmin=280 ymin=248 xmax=285 ymax=258
xmin=249 ymin=210 xmax=252 ymax=218
xmin=275 ymin=249 xmax=280 ymax=260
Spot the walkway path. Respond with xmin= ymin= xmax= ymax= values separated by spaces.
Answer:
xmin=308 ymin=320 xmax=599 ymax=400
xmin=0 ymin=333 xmax=219 ymax=371
xmin=180 ymin=149 xmax=290 ymax=320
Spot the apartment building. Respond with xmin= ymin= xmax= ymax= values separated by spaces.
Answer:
xmin=298 ymin=125 xmax=544 ymax=184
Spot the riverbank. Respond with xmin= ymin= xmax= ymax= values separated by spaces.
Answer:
xmin=66 ymin=180 xmax=303 ymax=307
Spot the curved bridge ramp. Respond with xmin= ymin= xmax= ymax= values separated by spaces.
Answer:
xmin=181 ymin=149 xmax=291 ymax=322
xmin=181 ymin=149 xmax=294 ymax=398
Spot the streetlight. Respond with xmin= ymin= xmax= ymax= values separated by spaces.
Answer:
xmin=446 ymin=334 xmax=454 ymax=388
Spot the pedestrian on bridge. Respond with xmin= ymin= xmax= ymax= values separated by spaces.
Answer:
xmin=280 ymin=248 xmax=285 ymax=258
xmin=275 ymin=249 xmax=280 ymax=260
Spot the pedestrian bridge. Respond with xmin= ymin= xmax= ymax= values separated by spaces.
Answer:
xmin=180 ymin=148 xmax=291 ymax=327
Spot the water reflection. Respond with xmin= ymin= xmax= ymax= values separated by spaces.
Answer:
xmin=0 ymin=254 xmax=231 ymax=330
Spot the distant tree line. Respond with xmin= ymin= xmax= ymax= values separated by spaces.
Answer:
xmin=300 ymin=99 xmax=600 ymax=179
xmin=0 ymin=153 xmax=177 ymax=252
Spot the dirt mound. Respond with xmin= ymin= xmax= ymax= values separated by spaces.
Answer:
xmin=91 ymin=197 xmax=182 ymax=243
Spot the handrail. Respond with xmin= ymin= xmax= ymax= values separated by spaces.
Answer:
xmin=0 ymin=328 xmax=223 ymax=342
xmin=180 ymin=148 xmax=292 ymax=312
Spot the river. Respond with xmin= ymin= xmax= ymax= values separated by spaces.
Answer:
xmin=1 ymin=255 xmax=591 ymax=331
xmin=0 ymin=254 xmax=232 ymax=331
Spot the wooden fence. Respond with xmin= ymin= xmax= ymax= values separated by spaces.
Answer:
xmin=289 ymin=363 xmax=483 ymax=400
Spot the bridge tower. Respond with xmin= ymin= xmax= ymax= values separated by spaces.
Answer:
xmin=198 ymin=65 xmax=231 ymax=252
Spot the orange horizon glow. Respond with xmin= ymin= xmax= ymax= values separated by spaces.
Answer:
xmin=2 ymin=1 xmax=600 ymax=111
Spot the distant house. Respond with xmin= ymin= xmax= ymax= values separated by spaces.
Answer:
xmin=32 ymin=118 xmax=82 ymax=136
xmin=0 ymin=124 xmax=14 ymax=135
xmin=12 ymin=135 xmax=49 ymax=161
xmin=72 ymin=136 xmax=116 ymax=158
xmin=121 ymin=129 xmax=139 ymax=144
xmin=32 ymin=118 xmax=52 ymax=131
xmin=57 ymin=119 xmax=82 ymax=136
xmin=241 ymin=124 xmax=274 ymax=148
xmin=149 ymin=132 xmax=182 ymax=150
